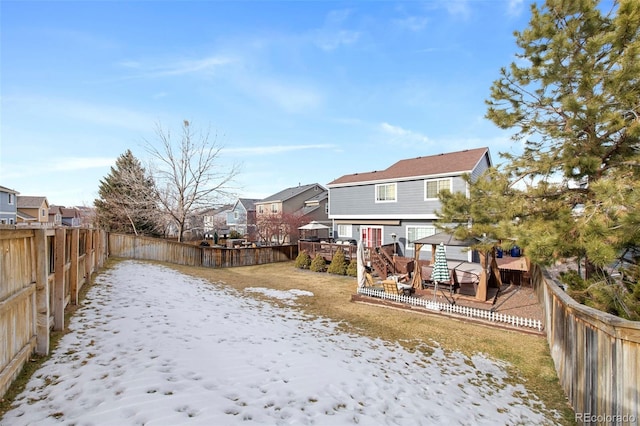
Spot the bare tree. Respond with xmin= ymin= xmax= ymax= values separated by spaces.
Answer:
xmin=145 ymin=120 xmax=240 ymax=242
xmin=256 ymin=211 xmax=305 ymax=245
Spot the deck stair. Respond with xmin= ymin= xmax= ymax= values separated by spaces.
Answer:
xmin=370 ymin=248 xmax=394 ymax=280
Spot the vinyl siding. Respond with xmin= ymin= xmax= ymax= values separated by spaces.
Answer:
xmin=329 ymin=176 xmax=467 ymax=218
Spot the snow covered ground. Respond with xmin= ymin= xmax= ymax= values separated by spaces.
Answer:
xmin=1 ymin=260 xmax=555 ymax=425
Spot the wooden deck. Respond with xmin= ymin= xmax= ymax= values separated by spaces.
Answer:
xmin=298 ymin=241 xmax=358 ymax=261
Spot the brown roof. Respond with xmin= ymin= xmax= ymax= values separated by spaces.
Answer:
xmin=17 ymin=196 xmax=49 ymax=209
xmin=327 ymin=147 xmax=490 ymax=186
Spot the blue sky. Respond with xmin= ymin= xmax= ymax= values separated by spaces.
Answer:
xmin=1 ymin=0 xmax=531 ymax=207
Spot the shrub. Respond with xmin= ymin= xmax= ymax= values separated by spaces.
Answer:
xmin=327 ymin=249 xmax=348 ymax=275
xmin=346 ymin=259 xmax=358 ymax=277
xmin=229 ymin=230 xmax=243 ymax=239
xmin=310 ymin=254 xmax=326 ymax=272
xmin=295 ymin=251 xmax=312 ymax=269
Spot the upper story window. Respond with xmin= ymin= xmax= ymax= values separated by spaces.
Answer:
xmin=8 ymin=193 xmax=14 ymax=205
xmin=258 ymin=205 xmax=264 ymax=214
xmin=424 ymin=178 xmax=452 ymax=199
xmin=375 ymin=183 xmax=396 ymax=203
xmin=271 ymin=203 xmax=278 ymax=213
xmin=41 ymin=208 xmax=46 ymax=218
xmin=234 ymin=211 xmax=239 ymax=219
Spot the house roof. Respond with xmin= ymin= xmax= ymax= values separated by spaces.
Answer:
xmin=259 ymin=183 xmax=327 ymax=203
xmin=17 ymin=196 xmax=49 ymax=209
xmin=17 ymin=210 xmax=36 ymax=221
xmin=304 ymin=191 xmax=328 ymax=204
xmin=237 ymin=198 xmax=261 ymax=211
xmin=60 ymin=207 xmax=81 ymax=218
xmin=0 ymin=185 xmax=19 ymax=194
xmin=327 ymin=147 xmax=491 ymax=186
xmin=201 ymin=204 xmax=233 ymax=216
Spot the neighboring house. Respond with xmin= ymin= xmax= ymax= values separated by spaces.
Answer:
xmin=17 ymin=196 xmax=50 ymax=226
xmin=255 ymin=183 xmax=328 ymax=244
xmin=202 ymin=204 xmax=233 ymax=239
xmin=48 ymin=205 xmax=63 ymax=226
xmin=226 ymin=198 xmax=260 ymax=240
xmin=50 ymin=205 xmax=92 ymax=227
xmin=0 ymin=185 xmax=19 ymax=225
xmin=326 ymin=147 xmax=492 ymax=261
xmin=296 ymin=190 xmax=331 ymax=239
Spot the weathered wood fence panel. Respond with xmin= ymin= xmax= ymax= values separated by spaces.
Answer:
xmin=108 ymin=233 xmax=298 ymax=268
xmin=0 ymin=228 xmax=106 ymax=397
xmin=532 ymin=265 xmax=640 ymax=423
xmin=108 ymin=234 xmax=203 ymax=266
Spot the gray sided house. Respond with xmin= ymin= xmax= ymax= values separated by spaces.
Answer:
xmin=327 ymin=147 xmax=492 ymax=261
xmin=255 ymin=183 xmax=328 ymax=244
xmin=226 ymin=198 xmax=261 ymax=240
xmin=0 ymin=185 xmax=19 ymax=225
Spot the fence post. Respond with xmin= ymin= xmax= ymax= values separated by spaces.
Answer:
xmin=53 ymin=227 xmax=66 ymax=331
xmin=34 ymin=229 xmax=50 ymax=355
xmin=70 ymin=228 xmax=79 ymax=305
xmin=85 ymin=228 xmax=93 ymax=277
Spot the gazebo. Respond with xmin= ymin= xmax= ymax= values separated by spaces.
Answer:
xmin=411 ymin=231 xmax=502 ymax=301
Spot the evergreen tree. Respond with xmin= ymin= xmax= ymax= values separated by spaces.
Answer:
xmin=443 ymin=0 xmax=639 ymax=269
xmin=94 ymin=150 xmax=162 ymax=236
xmin=440 ymin=0 xmax=640 ymax=317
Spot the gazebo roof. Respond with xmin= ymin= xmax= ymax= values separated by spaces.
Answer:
xmin=412 ymin=231 xmax=476 ymax=247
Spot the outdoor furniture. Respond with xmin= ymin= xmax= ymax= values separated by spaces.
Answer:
xmin=421 ymin=265 xmax=457 ymax=295
xmin=382 ymin=277 xmax=415 ymax=296
xmin=455 ymin=270 xmax=480 ymax=294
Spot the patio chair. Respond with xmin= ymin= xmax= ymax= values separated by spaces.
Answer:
xmin=382 ymin=277 xmax=415 ymax=296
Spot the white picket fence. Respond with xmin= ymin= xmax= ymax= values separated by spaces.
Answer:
xmin=357 ymin=287 xmax=543 ymax=332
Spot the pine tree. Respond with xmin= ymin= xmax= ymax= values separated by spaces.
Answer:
xmin=440 ymin=0 xmax=640 ymax=317
xmin=443 ymin=0 xmax=640 ymax=269
xmin=94 ymin=150 xmax=162 ymax=236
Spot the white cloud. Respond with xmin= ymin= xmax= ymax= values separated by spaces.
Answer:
xmin=3 ymin=156 xmax=115 ymax=179
xmin=224 ymin=144 xmax=334 ymax=156
xmin=311 ymin=8 xmax=360 ymax=51
xmin=248 ymin=77 xmax=324 ymax=113
xmin=394 ymin=16 xmax=429 ymax=32
xmin=380 ymin=122 xmax=430 ymax=145
xmin=118 ymin=55 xmax=235 ymax=78
xmin=507 ymin=0 xmax=526 ymax=17
xmin=5 ymin=95 xmax=156 ymax=132
xmin=445 ymin=0 xmax=471 ymax=19
xmin=49 ymin=157 xmax=116 ymax=172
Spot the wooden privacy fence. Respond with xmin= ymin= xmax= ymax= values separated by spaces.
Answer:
xmin=532 ymin=265 xmax=640 ymax=423
xmin=108 ymin=233 xmax=298 ymax=268
xmin=0 ymin=227 xmax=107 ymax=397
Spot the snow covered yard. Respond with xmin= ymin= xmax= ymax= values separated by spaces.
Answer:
xmin=1 ymin=260 xmax=555 ymax=425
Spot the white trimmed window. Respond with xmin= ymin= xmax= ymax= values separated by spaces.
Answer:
xmin=271 ymin=203 xmax=278 ymax=213
xmin=424 ymin=178 xmax=452 ymax=199
xmin=406 ymin=226 xmax=436 ymax=250
xmin=8 ymin=193 xmax=14 ymax=205
xmin=337 ymin=224 xmax=352 ymax=238
xmin=375 ymin=183 xmax=396 ymax=202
